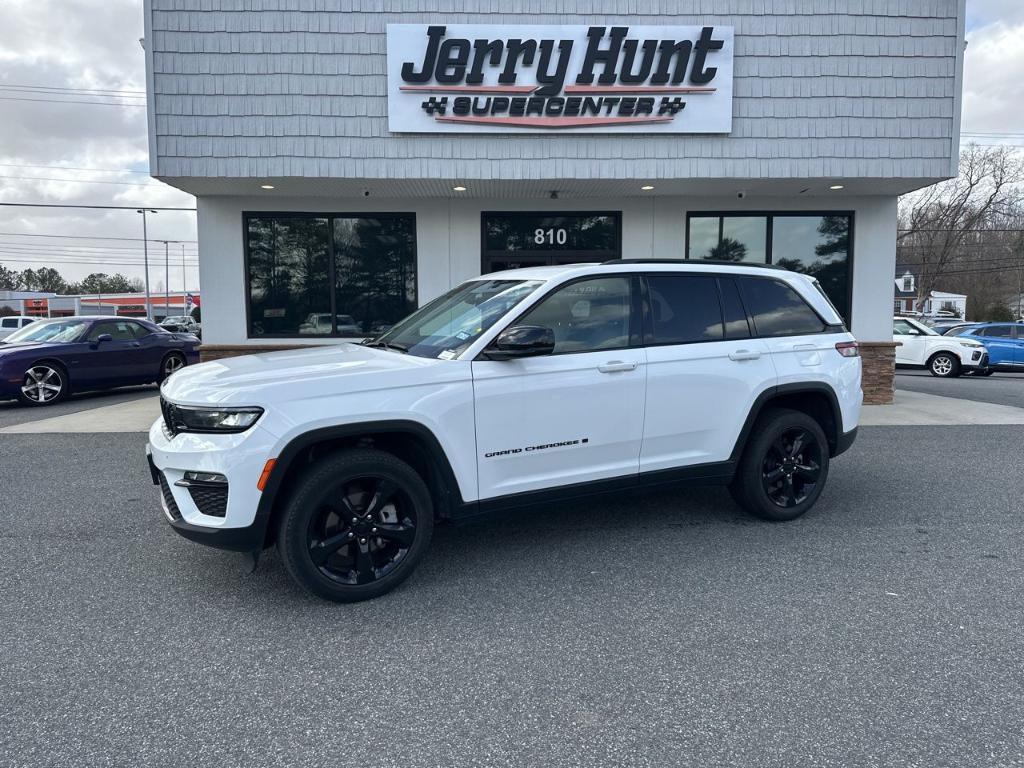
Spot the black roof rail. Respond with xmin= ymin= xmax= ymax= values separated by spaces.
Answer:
xmin=602 ymin=259 xmax=787 ymax=271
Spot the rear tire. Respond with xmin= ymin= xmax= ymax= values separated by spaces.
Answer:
xmin=159 ymin=352 xmax=187 ymax=383
xmin=277 ymin=449 xmax=434 ymax=602
xmin=729 ymin=408 xmax=830 ymax=522
xmin=927 ymin=352 xmax=960 ymax=378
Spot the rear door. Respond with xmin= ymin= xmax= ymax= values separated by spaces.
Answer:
xmin=735 ymin=276 xmax=838 ymax=386
xmin=472 ymin=275 xmax=646 ymax=499
xmin=639 ymin=274 xmax=775 ymax=471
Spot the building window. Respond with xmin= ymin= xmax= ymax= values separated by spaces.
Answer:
xmin=245 ymin=213 xmax=416 ymax=338
xmin=686 ymin=212 xmax=853 ymax=324
xmin=481 ymin=212 xmax=620 ymax=273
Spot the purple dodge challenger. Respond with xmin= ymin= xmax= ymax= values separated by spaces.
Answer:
xmin=0 ymin=316 xmax=200 ymax=406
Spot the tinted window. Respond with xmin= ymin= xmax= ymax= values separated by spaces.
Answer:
xmin=246 ymin=214 xmax=416 ymax=338
xmin=1 ymin=319 xmax=16 ymax=328
xmin=645 ymin=275 xmax=723 ymax=344
xmin=129 ymin=322 xmax=152 ymax=338
xmin=518 ymin=277 xmax=631 ymax=354
xmin=981 ymin=325 xmax=1014 ymax=338
xmin=87 ymin=321 xmax=137 ymax=341
xmin=719 ymin=277 xmax=751 ymax=339
xmin=737 ymin=277 xmax=825 ymax=337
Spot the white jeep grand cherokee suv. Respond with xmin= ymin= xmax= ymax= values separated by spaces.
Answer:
xmin=148 ymin=261 xmax=861 ymax=602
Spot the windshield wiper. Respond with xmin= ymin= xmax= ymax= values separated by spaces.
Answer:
xmin=362 ymin=340 xmax=409 ymax=353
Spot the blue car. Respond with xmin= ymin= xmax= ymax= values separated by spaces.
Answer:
xmin=952 ymin=322 xmax=1024 ymax=375
xmin=0 ymin=316 xmax=200 ymax=406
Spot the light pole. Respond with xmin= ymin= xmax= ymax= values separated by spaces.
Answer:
xmin=137 ymin=209 xmax=157 ymax=319
xmin=181 ymin=243 xmax=187 ymax=295
xmin=164 ymin=240 xmax=170 ymax=318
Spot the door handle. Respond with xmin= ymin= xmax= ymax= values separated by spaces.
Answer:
xmin=598 ymin=360 xmax=638 ymax=373
xmin=728 ymin=349 xmax=761 ymax=361
xmin=131 ymin=342 xmax=141 ymax=348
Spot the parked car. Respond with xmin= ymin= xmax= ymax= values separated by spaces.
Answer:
xmin=149 ymin=261 xmax=862 ymax=602
xmin=949 ymin=323 xmax=1024 ymax=374
xmin=159 ymin=315 xmax=201 ymax=339
xmin=893 ymin=317 xmax=988 ymax=377
xmin=939 ymin=322 xmax=981 ymax=336
xmin=0 ymin=316 xmax=200 ymax=406
xmin=298 ymin=313 xmax=363 ymax=336
xmin=0 ymin=316 xmax=36 ymax=340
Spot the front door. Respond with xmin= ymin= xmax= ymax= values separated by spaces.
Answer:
xmin=481 ymin=211 xmax=621 ymax=273
xmin=79 ymin=320 xmax=148 ymax=386
xmin=893 ymin=319 xmax=930 ymax=365
xmin=472 ymin=275 xmax=645 ymax=500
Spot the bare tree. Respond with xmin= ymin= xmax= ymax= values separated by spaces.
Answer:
xmin=898 ymin=145 xmax=1024 ymax=312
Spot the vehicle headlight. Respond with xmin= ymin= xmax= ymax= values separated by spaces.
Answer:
xmin=959 ymin=340 xmax=984 ymax=348
xmin=164 ymin=402 xmax=263 ymax=434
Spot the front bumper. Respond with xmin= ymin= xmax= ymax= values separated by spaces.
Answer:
xmin=959 ymin=349 xmax=989 ymax=370
xmin=147 ymin=416 xmax=278 ymax=552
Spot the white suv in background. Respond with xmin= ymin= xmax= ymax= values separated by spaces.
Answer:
xmin=893 ymin=316 xmax=988 ymax=377
xmin=0 ymin=316 xmax=36 ymax=340
xmin=148 ymin=261 xmax=862 ymax=602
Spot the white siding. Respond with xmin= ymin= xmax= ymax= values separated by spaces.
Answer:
xmin=147 ymin=0 xmax=965 ymax=183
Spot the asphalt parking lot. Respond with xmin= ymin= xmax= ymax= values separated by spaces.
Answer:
xmin=2 ymin=391 xmax=1024 ymax=766
xmin=897 ymin=369 xmax=1024 ymax=409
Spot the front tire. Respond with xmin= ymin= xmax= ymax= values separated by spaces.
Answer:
xmin=729 ymin=408 xmax=830 ymax=522
xmin=17 ymin=363 xmax=68 ymax=406
xmin=277 ymin=449 xmax=434 ymax=602
xmin=928 ymin=352 xmax=960 ymax=378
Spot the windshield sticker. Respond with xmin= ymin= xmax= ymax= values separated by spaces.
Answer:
xmin=437 ymin=350 xmax=458 ymax=360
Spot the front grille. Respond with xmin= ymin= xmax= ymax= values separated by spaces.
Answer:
xmin=188 ymin=484 xmax=228 ymax=518
xmin=157 ymin=472 xmax=182 ymax=520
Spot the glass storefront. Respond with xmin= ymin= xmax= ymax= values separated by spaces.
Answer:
xmin=686 ymin=212 xmax=852 ymax=323
xmin=481 ymin=212 xmax=620 ymax=273
xmin=245 ymin=213 xmax=416 ymax=338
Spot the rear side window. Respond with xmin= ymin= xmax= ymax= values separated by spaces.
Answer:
xmin=980 ymin=325 xmax=1013 ymax=338
xmin=645 ymin=275 xmax=723 ymax=344
xmin=1 ymin=318 xmax=16 ymax=328
xmin=736 ymin=277 xmax=826 ymax=337
xmin=718 ymin=277 xmax=751 ymax=339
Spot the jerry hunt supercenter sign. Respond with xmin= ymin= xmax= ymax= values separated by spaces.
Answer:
xmin=386 ymin=24 xmax=734 ymax=133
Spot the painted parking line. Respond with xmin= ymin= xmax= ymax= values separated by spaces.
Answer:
xmin=861 ymin=390 xmax=1024 ymax=426
xmin=0 ymin=396 xmax=160 ymax=434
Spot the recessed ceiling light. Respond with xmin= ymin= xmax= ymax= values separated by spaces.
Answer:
xmin=452 ymin=185 xmax=467 ymax=192
xmin=641 ymin=185 xmax=655 ymax=191
xmin=260 ymin=184 xmax=275 ymax=190
xmin=829 ymin=184 xmax=845 ymax=190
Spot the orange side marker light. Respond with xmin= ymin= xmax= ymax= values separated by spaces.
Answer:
xmin=257 ymin=459 xmax=277 ymax=491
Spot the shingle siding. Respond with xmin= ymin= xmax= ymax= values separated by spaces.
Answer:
xmin=146 ymin=0 xmax=965 ymax=181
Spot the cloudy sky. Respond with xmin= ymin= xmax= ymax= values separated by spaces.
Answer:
xmin=0 ymin=0 xmax=1021 ymax=292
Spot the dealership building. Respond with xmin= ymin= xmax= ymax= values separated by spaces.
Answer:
xmin=143 ymin=0 xmax=966 ymax=403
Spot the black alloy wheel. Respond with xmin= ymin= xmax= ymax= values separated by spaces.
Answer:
xmin=278 ymin=449 xmax=433 ymax=602
xmin=18 ymin=364 xmax=67 ymax=406
xmin=760 ymin=427 xmax=823 ymax=509
xmin=729 ymin=408 xmax=830 ymax=522
xmin=307 ymin=476 xmax=419 ymax=586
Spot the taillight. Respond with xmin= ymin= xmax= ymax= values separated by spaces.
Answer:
xmin=835 ymin=341 xmax=859 ymax=358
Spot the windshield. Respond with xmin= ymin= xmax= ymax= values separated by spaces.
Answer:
xmin=3 ymin=318 xmax=90 ymax=344
xmin=372 ymin=279 xmax=543 ymax=359
xmin=162 ymin=316 xmax=189 ymax=324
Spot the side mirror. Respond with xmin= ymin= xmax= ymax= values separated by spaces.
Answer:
xmin=92 ymin=333 xmax=113 ymax=346
xmin=485 ymin=325 xmax=556 ymax=360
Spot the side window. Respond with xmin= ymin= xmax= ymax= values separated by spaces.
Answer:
xmin=128 ymin=322 xmax=152 ymax=338
xmin=517 ymin=277 xmax=632 ymax=354
xmin=981 ymin=325 xmax=1013 ymax=338
xmin=1 ymin=319 xmax=16 ymax=329
xmin=87 ymin=321 xmax=136 ymax=341
xmin=718 ymin=277 xmax=751 ymax=339
xmin=893 ymin=320 xmax=916 ymax=335
xmin=736 ymin=277 xmax=826 ymax=337
xmin=645 ymin=275 xmax=723 ymax=345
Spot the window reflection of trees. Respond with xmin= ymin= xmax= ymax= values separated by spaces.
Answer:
xmin=773 ymin=215 xmax=850 ymax=320
xmin=247 ymin=215 xmax=416 ymax=337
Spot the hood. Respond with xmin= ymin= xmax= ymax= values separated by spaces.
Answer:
xmin=160 ymin=342 xmax=454 ymax=405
